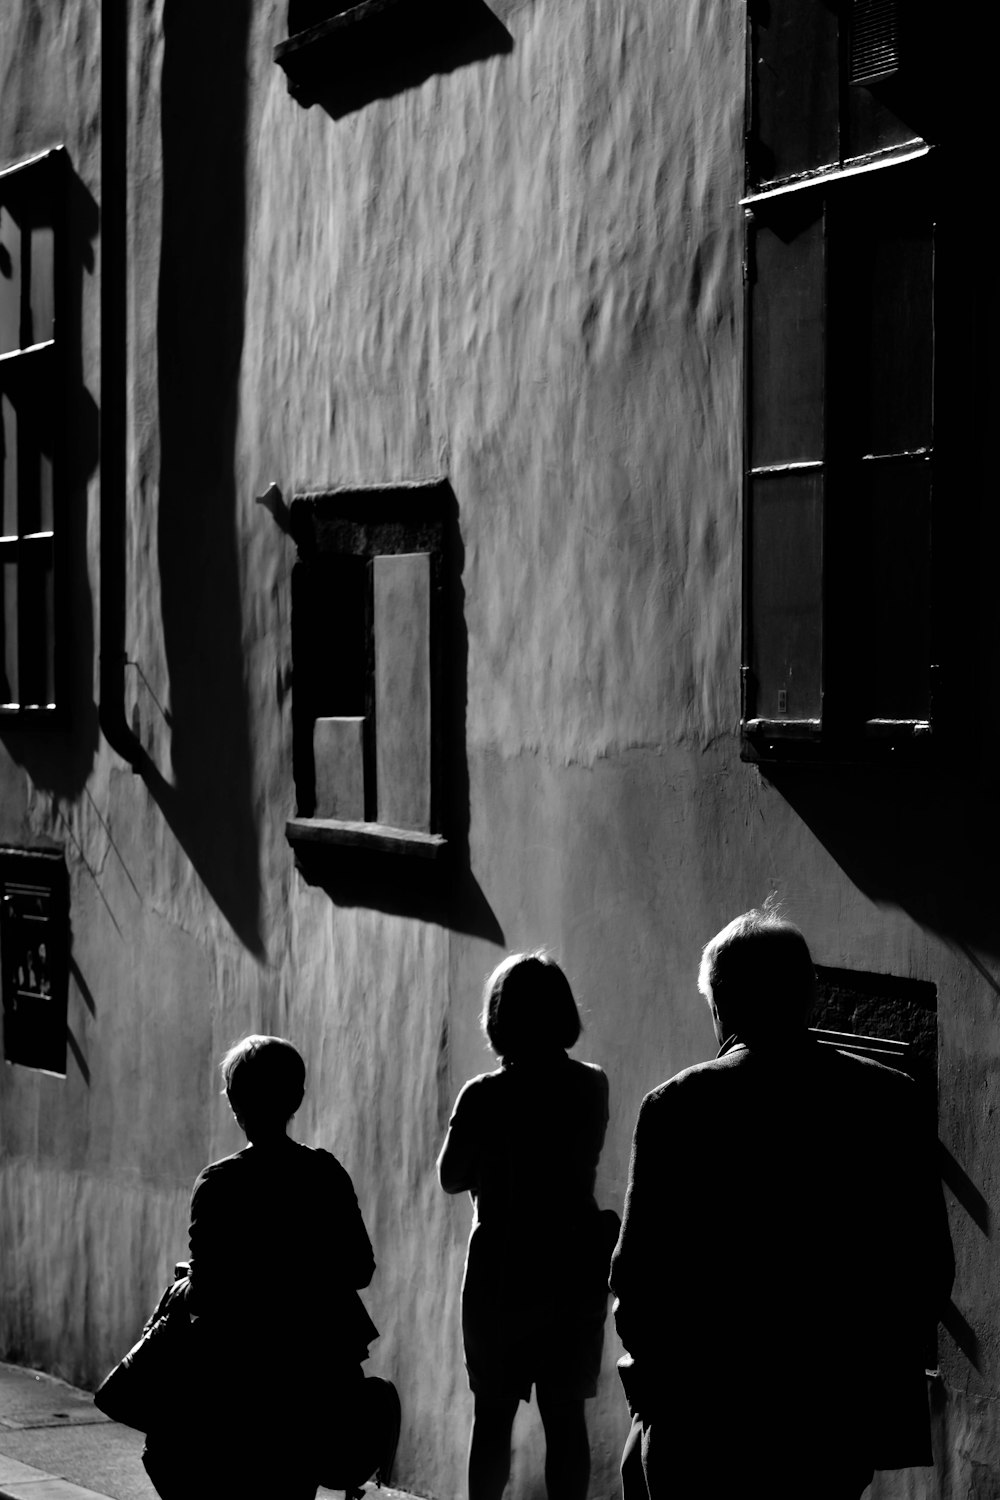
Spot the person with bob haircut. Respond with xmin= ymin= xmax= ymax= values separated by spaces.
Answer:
xmin=438 ymin=952 xmax=617 ymax=1500
xmin=141 ymin=1034 xmax=381 ymax=1500
xmin=610 ymin=902 xmax=954 ymax=1500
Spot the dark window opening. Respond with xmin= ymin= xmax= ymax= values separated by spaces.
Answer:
xmin=1 ymin=846 xmax=68 ymax=1076
xmin=811 ymin=964 xmax=940 ymax=1367
xmin=287 ymin=482 xmax=450 ymax=856
xmin=748 ymin=0 xmax=932 ymax=193
xmin=0 ymin=148 xmax=66 ymax=722
xmin=742 ymin=51 xmax=944 ymax=760
xmin=812 ymin=963 xmax=937 ymax=1090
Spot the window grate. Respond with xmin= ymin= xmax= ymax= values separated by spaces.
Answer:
xmin=849 ymin=0 xmax=902 ymax=87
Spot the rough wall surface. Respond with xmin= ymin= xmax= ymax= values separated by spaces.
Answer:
xmin=1 ymin=2 xmax=997 ymax=1498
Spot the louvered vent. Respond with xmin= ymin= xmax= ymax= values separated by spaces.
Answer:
xmin=849 ymin=0 xmax=902 ymax=86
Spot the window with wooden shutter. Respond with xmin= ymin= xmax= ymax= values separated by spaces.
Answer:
xmin=742 ymin=4 xmax=942 ymax=761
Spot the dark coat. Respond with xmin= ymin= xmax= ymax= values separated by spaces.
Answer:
xmin=187 ymin=1135 xmax=377 ymax=1366
xmin=143 ymin=1136 xmax=377 ymax=1499
xmin=610 ymin=1033 xmax=954 ymax=1476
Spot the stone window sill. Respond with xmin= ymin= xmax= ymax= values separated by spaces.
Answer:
xmin=286 ymin=817 xmax=447 ymax=859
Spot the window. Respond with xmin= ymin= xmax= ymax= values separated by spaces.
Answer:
xmin=741 ymin=3 xmax=945 ymax=760
xmin=286 ymin=481 xmax=450 ymax=858
xmin=0 ymin=148 xmax=66 ymax=721
xmin=811 ymin=963 xmax=937 ymax=1094
xmin=1 ymin=846 xmax=69 ymax=1076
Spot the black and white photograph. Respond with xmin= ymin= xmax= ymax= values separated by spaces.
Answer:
xmin=0 ymin=2 xmax=991 ymax=1498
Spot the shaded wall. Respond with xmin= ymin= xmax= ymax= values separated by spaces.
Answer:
xmin=1 ymin=2 xmax=998 ymax=1498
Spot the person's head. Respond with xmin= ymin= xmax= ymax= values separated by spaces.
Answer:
xmin=697 ymin=902 xmax=816 ymax=1045
xmin=221 ymin=1034 xmax=306 ymax=1140
xmin=481 ymin=951 xmax=581 ymax=1064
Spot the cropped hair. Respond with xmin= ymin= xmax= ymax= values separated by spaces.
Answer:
xmin=481 ymin=951 xmax=582 ymax=1062
xmin=221 ymin=1034 xmax=306 ymax=1125
xmin=697 ymin=902 xmax=816 ymax=1039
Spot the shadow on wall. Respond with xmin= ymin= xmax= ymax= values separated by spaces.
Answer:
xmin=1 ymin=164 xmax=100 ymax=799
xmin=276 ymin=0 xmax=513 ymax=119
xmin=765 ymin=764 xmax=1000 ymax=980
xmin=151 ymin=0 xmax=264 ymax=958
xmin=766 ymin=762 xmax=997 ymax=1383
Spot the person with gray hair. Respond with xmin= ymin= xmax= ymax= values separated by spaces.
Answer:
xmin=610 ymin=904 xmax=954 ymax=1500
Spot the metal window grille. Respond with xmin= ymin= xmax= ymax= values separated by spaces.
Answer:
xmin=849 ymin=0 xmax=902 ymax=87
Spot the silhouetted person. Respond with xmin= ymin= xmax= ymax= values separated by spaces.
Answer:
xmin=142 ymin=1034 xmax=378 ymax=1500
xmin=438 ymin=953 xmax=615 ymax=1500
xmin=610 ymin=906 xmax=954 ymax=1500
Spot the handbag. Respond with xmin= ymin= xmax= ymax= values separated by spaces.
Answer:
xmin=93 ymin=1272 xmax=192 ymax=1432
xmin=316 ymin=1373 xmax=401 ymax=1498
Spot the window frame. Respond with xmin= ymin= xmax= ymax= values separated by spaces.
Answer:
xmin=740 ymin=5 xmax=944 ymax=764
xmin=0 ymin=844 xmax=69 ymax=1077
xmin=0 ymin=146 xmax=68 ymax=726
xmin=285 ymin=480 xmax=451 ymax=860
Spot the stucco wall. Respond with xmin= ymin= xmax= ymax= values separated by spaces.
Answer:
xmin=1 ymin=2 xmax=998 ymax=1498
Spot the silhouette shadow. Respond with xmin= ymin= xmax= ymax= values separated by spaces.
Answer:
xmin=152 ymin=0 xmax=264 ymax=958
xmin=938 ymin=1141 xmax=991 ymax=1238
xmin=68 ymin=953 xmax=97 ymax=1018
xmin=1 ymin=159 xmax=100 ymax=797
xmin=276 ymin=0 xmax=513 ymax=118
xmin=941 ymin=1299 xmax=981 ymax=1372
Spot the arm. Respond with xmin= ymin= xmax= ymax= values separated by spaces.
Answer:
xmin=186 ymin=1169 xmax=231 ymax=1316
xmin=596 ymin=1067 xmax=610 ymax=1156
xmin=437 ymin=1079 xmax=481 ymax=1196
xmin=330 ymin=1157 xmax=376 ymax=1289
xmin=609 ymin=1091 xmax=662 ymax=1360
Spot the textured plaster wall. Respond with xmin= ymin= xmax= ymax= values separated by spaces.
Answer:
xmin=1 ymin=1 xmax=998 ymax=1498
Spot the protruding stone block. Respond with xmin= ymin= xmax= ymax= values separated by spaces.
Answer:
xmin=313 ymin=715 xmax=365 ymax=820
xmin=373 ymin=552 xmax=431 ymax=832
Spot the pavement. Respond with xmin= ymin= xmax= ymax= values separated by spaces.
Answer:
xmin=0 ymin=1362 xmax=418 ymax=1500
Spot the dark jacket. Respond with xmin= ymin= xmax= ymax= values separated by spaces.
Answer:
xmin=439 ymin=1054 xmax=612 ymax=1394
xmin=143 ymin=1136 xmax=376 ymax=1497
xmin=188 ymin=1136 xmax=377 ymax=1370
xmin=610 ymin=1033 xmax=954 ymax=1473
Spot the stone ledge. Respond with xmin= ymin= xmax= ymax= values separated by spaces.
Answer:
xmin=286 ymin=817 xmax=447 ymax=858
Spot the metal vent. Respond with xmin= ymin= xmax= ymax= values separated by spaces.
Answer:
xmin=849 ymin=0 xmax=902 ymax=86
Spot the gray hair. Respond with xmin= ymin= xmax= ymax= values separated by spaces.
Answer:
xmin=698 ymin=902 xmax=816 ymax=1038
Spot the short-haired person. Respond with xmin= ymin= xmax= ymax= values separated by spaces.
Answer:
xmin=438 ymin=953 xmax=616 ymax=1500
xmin=610 ymin=906 xmax=954 ymax=1500
xmin=142 ymin=1035 xmax=378 ymax=1500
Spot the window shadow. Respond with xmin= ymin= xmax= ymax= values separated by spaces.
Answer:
xmin=152 ymin=0 xmax=264 ymax=958
xmin=277 ymin=0 xmax=513 ymax=119
xmin=1 ymin=162 xmax=99 ymax=797
xmin=763 ymin=762 xmax=1000 ymax=976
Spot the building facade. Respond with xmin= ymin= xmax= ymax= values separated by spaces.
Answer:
xmin=1 ymin=1 xmax=997 ymax=1495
